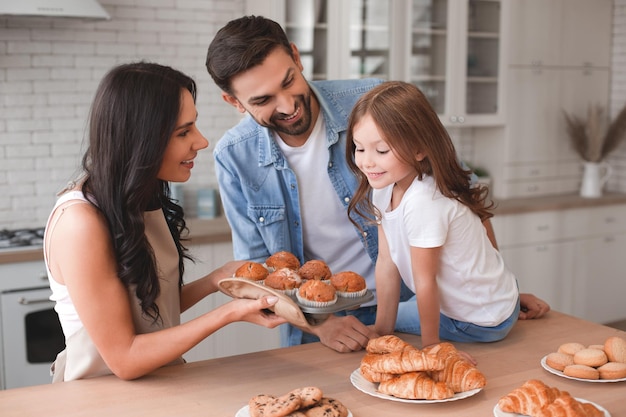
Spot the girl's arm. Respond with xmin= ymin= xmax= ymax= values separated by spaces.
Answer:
xmin=410 ymin=245 xmax=442 ymax=348
xmin=48 ymin=204 xmax=285 ymax=381
xmin=374 ymin=225 xmax=402 ymax=335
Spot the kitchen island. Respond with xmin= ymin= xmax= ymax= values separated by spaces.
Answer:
xmin=1 ymin=311 xmax=625 ymax=416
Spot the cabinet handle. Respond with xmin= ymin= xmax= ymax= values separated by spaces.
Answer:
xmin=450 ymin=115 xmax=458 ymax=123
xmin=457 ymin=116 xmax=465 ymax=123
xmin=18 ymin=297 xmax=52 ymax=305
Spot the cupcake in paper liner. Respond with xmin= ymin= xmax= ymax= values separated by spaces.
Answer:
xmin=234 ymin=261 xmax=269 ymax=282
xmin=296 ymin=279 xmax=337 ymax=308
xmin=330 ymin=271 xmax=367 ymax=298
xmin=264 ymin=268 xmax=302 ymax=296
xmin=298 ymin=259 xmax=332 ymax=281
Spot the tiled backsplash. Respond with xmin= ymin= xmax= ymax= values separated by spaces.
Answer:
xmin=0 ymin=0 xmax=245 ymax=229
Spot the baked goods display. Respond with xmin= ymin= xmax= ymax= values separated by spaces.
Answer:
xmin=247 ymin=386 xmax=349 ymax=417
xmin=264 ymin=267 xmax=303 ymax=294
xmin=297 ymin=279 xmax=337 ymax=307
xmin=265 ymin=251 xmax=301 ymax=271
xmin=357 ymin=335 xmax=486 ymax=401
xmin=298 ymin=259 xmax=332 ymax=281
xmin=497 ymin=379 xmax=605 ymax=417
xmin=235 ymin=261 xmax=269 ymax=281
xmin=330 ymin=271 xmax=367 ymax=298
xmin=542 ymin=336 xmax=626 ymax=381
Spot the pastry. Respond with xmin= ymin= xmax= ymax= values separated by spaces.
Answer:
xmin=545 ymin=352 xmax=574 ymax=371
xmin=289 ymin=387 xmax=323 ymax=408
xmin=235 ymin=261 xmax=269 ymax=281
xmin=298 ymin=260 xmax=332 ymax=281
xmin=497 ymin=379 xmax=561 ymax=415
xmin=365 ymin=347 xmax=444 ymax=374
xmin=604 ymin=336 xmax=626 ymax=363
xmin=359 ymin=353 xmax=396 ymax=383
xmin=330 ymin=271 xmax=367 ymax=297
xmin=535 ymin=392 xmax=604 ymax=417
xmin=597 ymin=361 xmax=626 ymax=379
xmin=366 ymin=335 xmax=413 ymax=354
xmin=248 ymin=392 xmax=301 ymax=417
xmin=264 ymin=268 xmax=303 ymax=293
xmin=266 ymin=251 xmax=300 ymax=271
xmin=378 ymin=371 xmax=454 ymax=400
xmin=296 ymin=279 xmax=337 ymax=307
xmin=425 ymin=343 xmax=487 ymax=393
xmin=588 ymin=344 xmax=605 ymax=351
xmin=562 ymin=364 xmax=600 ymax=380
xmin=557 ymin=342 xmax=586 ymax=356
xmin=573 ymin=348 xmax=608 ymax=367
xmin=302 ymin=397 xmax=348 ymax=417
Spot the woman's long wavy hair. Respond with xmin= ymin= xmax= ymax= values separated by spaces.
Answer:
xmin=346 ymin=81 xmax=493 ymax=230
xmin=81 ymin=62 xmax=195 ymax=322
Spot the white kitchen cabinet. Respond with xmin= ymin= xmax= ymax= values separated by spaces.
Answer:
xmin=492 ymin=203 xmax=626 ymax=325
xmin=247 ymin=0 xmax=506 ymax=127
xmin=181 ymin=242 xmax=281 ymax=362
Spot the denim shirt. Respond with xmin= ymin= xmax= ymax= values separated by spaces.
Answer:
xmin=213 ymin=78 xmax=384 ymax=266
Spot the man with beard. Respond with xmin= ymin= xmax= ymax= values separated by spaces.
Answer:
xmin=205 ymin=15 xmax=550 ymax=353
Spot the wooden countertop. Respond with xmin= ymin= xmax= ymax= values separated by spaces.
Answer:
xmin=1 ymin=311 xmax=625 ymax=417
xmin=3 ymin=192 xmax=626 ymax=264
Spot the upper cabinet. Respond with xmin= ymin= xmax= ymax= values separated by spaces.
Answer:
xmin=246 ymin=0 xmax=506 ymax=128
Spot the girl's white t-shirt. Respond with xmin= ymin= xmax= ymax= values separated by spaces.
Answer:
xmin=372 ymin=175 xmax=518 ymax=326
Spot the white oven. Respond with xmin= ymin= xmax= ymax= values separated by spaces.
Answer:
xmin=0 ymin=255 xmax=65 ymax=390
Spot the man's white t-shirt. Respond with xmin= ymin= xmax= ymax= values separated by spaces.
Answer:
xmin=372 ymin=175 xmax=518 ymax=326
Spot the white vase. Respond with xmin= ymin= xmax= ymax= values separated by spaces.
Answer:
xmin=580 ymin=161 xmax=612 ymax=198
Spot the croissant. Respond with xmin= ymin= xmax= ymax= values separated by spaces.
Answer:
xmin=535 ymin=392 xmax=605 ymax=417
xmin=378 ymin=371 xmax=454 ymax=400
xmin=425 ymin=343 xmax=487 ymax=393
xmin=367 ymin=348 xmax=444 ymax=374
xmin=498 ymin=380 xmax=562 ymax=415
xmin=366 ymin=335 xmax=414 ymax=354
xmin=359 ymin=353 xmax=396 ymax=383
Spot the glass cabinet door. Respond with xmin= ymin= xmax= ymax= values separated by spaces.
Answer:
xmin=465 ymin=0 xmax=500 ymax=116
xmin=285 ymin=0 xmax=328 ymax=80
xmin=409 ymin=0 xmax=449 ymax=114
xmin=349 ymin=0 xmax=391 ymax=79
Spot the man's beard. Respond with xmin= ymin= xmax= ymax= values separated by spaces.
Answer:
xmin=265 ymin=93 xmax=313 ymax=137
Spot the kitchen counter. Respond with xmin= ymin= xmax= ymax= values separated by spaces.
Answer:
xmin=1 ymin=311 xmax=624 ymax=416
xmin=3 ymin=192 xmax=626 ymax=264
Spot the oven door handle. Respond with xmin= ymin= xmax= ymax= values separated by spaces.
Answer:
xmin=17 ymin=296 xmax=52 ymax=305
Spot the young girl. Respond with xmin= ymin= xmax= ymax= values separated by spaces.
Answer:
xmin=346 ymin=81 xmax=519 ymax=355
xmin=44 ymin=62 xmax=285 ymax=382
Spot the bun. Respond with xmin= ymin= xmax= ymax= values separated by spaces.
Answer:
xmin=264 ymin=268 xmax=302 ymax=291
xmin=298 ymin=260 xmax=332 ymax=281
xmin=297 ymin=280 xmax=336 ymax=306
xmin=330 ymin=271 xmax=366 ymax=296
xmin=563 ymin=364 xmax=600 ymax=380
xmin=557 ymin=342 xmax=585 ymax=356
xmin=235 ymin=261 xmax=269 ymax=281
xmin=573 ymin=348 xmax=607 ymax=367
xmin=266 ymin=251 xmax=300 ymax=271
xmin=597 ymin=361 xmax=626 ymax=379
xmin=545 ymin=352 xmax=574 ymax=371
xmin=604 ymin=336 xmax=626 ymax=363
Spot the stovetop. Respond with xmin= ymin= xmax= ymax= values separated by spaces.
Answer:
xmin=0 ymin=228 xmax=45 ymax=251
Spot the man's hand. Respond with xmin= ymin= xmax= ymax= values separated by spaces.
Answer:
xmin=519 ymin=293 xmax=550 ymax=320
xmin=312 ymin=315 xmax=377 ymax=353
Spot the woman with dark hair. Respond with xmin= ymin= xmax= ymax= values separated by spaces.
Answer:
xmin=44 ymin=62 xmax=285 ymax=382
xmin=347 ymin=81 xmax=520 ymax=363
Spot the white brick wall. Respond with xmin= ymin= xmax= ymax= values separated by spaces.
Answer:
xmin=0 ymin=0 xmax=246 ymax=229
xmin=609 ymin=0 xmax=626 ymax=193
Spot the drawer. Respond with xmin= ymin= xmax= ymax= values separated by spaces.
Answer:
xmin=585 ymin=205 xmax=626 ymax=235
xmin=492 ymin=211 xmax=562 ymax=247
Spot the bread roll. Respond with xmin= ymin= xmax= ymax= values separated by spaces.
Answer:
xmin=604 ymin=336 xmax=626 ymax=363
xmin=573 ymin=348 xmax=608 ymax=367
xmin=562 ymin=364 xmax=600 ymax=380
xmin=545 ymin=352 xmax=574 ymax=371
xmin=557 ymin=342 xmax=585 ymax=356
xmin=597 ymin=361 xmax=626 ymax=379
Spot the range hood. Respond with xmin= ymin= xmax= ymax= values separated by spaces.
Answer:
xmin=0 ymin=0 xmax=110 ymax=20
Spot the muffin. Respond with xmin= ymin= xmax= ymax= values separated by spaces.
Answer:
xmin=298 ymin=259 xmax=332 ymax=281
xmin=330 ymin=271 xmax=367 ymax=298
xmin=297 ymin=279 xmax=337 ymax=308
xmin=265 ymin=251 xmax=300 ymax=271
xmin=235 ymin=261 xmax=269 ymax=281
xmin=264 ymin=268 xmax=303 ymax=295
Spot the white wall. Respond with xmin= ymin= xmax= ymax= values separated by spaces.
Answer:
xmin=609 ymin=0 xmax=626 ymax=193
xmin=0 ymin=0 xmax=245 ymax=229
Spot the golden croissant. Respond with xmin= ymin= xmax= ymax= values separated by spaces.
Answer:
xmin=378 ymin=371 xmax=454 ymax=400
xmin=536 ymin=393 xmax=605 ymax=417
xmin=366 ymin=335 xmax=413 ymax=354
xmin=425 ymin=342 xmax=487 ymax=393
xmin=359 ymin=353 xmax=396 ymax=383
xmin=367 ymin=348 xmax=444 ymax=374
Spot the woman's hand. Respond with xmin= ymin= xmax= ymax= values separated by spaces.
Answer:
xmin=228 ymin=296 xmax=287 ymax=328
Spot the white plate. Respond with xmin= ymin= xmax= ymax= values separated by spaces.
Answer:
xmin=541 ymin=355 xmax=626 ymax=383
xmin=236 ymin=405 xmax=353 ymax=417
xmin=493 ymin=397 xmax=611 ymax=417
xmin=349 ymin=368 xmax=482 ymax=404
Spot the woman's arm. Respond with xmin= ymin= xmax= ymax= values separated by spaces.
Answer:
xmin=410 ymin=245 xmax=442 ymax=348
xmin=373 ymin=225 xmax=402 ymax=336
xmin=48 ymin=204 xmax=285 ymax=381
xmin=179 ymin=260 xmax=246 ymax=312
